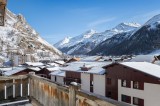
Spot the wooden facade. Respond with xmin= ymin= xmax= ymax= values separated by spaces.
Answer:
xmin=7 ymin=68 xmax=51 ymax=79
xmin=65 ymin=71 xmax=81 ymax=85
xmin=12 ymin=69 xmax=34 ymax=76
xmin=103 ymin=63 xmax=160 ymax=101
xmin=35 ymin=68 xmax=51 ymax=79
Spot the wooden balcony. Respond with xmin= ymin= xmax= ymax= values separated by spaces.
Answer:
xmin=0 ymin=74 xmax=130 ymax=106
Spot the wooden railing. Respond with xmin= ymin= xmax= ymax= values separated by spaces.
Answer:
xmin=0 ymin=74 xmax=130 ymax=106
xmin=0 ymin=75 xmax=29 ymax=104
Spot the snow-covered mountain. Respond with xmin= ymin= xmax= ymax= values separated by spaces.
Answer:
xmin=112 ymin=22 xmax=141 ymax=32
xmin=55 ymin=22 xmax=141 ymax=55
xmin=89 ymin=14 xmax=160 ymax=55
xmin=0 ymin=9 xmax=62 ymax=62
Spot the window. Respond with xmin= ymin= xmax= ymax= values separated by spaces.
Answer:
xmin=122 ymin=80 xmax=127 ymax=87
xmin=121 ymin=94 xmax=131 ymax=104
xmin=107 ymin=78 xmax=111 ymax=85
xmin=121 ymin=80 xmax=131 ymax=88
xmin=133 ymin=97 xmax=144 ymax=106
xmin=55 ymin=76 xmax=57 ymax=82
xmin=90 ymin=81 xmax=93 ymax=86
xmin=133 ymin=81 xmax=144 ymax=90
xmin=133 ymin=81 xmax=139 ymax=89
xmin=133 ymin=97 xmax=139 ymax=105
xmin=90 ymin=81 xmax=93 ymax=92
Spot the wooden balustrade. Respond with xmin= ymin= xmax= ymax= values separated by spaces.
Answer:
xmin=0 ymin=74 xmax=130 ymax=106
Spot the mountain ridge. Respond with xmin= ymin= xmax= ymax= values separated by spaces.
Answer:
xmin=0 ymin=9 xmax=62 ymax=62
xmin=55 ymin=22 xmax=141 ymax=55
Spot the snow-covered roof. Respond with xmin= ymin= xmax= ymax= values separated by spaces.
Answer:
xmin=120 ymin=62 xmax=160 ymax=78
xmin=129 ymin=55 xmax=154 ymax=62
xmin=2 ymin=67 xmax=27 ymax=76
xmin=50 ymin=70 xmax=65 ymax=77
xmin=129 ymin=55 xmax=160 ymax=65
xmin=80 ymin=56 xmax=101 ymax=62
xmin=60 ymin=61 xmax=111 ymax=74
xmin=25 ymin=62 xmax=44 ymax=66
xmin=54 ymin=60 xmax=65 ymax=65
xmin=46 ymin=67 xmax=60 ymax=72
xmin=27 ymin=67 xmax=41 ymax=71
xmin=0 ymin=67 xmax=13 ymax=71
xmin=47 ymin=63 xmax=59 ymax=66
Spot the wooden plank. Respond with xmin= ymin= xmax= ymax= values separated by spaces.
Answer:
xmin=29 ymin=74 xmax=69 ymax=93
xmin=0 ymin=75 xmax=28 ymax=80
xmin=76 ymin=90 xmax=131 ymax=106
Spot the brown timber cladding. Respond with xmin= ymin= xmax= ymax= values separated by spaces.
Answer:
xmin=65 ymin=71 xmax=81 ymax=85
xmin=104 ymin=63 xmax=160 ymax=100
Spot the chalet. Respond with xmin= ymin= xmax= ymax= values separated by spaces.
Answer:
xmin=23 ymin=62 xmax=44 ymax=67
xmin=0 ymin=67 xmax=41 ymax=76
xmin=103 ymin=62 xmax=160 ymax=106
xmin=50 ymin=70 xmax=65 ymax=85
xmin=39 ymin=66 xmax=60 ymax=79
xmin=53 ymin=60 xmax=65 ymax=66
xmin=60 ymin=61 xmax=111 ymax=96
xmin=66 ymin=57 xmax=80 ymax=63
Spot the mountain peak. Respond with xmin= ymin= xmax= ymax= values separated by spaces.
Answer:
xmin=112 ymin=22 xmax=141 ymax=32
xmin=82 ymin=29 xmax=96 ymax=38
xmin=62 ymin=36 xmax=72 ymax=44
xmin=84 ymin=29 xmax=96 ymax=34
xmin=145 ymin=14 xmax=160 ymax=25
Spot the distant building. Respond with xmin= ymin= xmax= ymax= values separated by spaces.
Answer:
xmin=50 ymin=70 xmax=65 ymax=85
xmin=59 ymin=61 xmax=109 ymax=96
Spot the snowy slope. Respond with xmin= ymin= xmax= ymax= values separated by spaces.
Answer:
xmin=0 ymin=9 xmax=62 ymax=62
xmin=145 ymin=14 xmax=160 ymax=25
xmin=55 ymin=29 xmax=96 ymax=48
xmin=112 ymin=23 xmax=141 ymax=32
xmin=89 ymin=14 xmax=160 ymax=56
xmin=55 ymin=23 xmax=141 ymax=55
xmin=144 ymin=14 xmax=160 ymax=29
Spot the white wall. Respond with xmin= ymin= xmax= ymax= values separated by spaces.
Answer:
xmin=57 ymin=76 xmax=64 ymax=85
xmin=51 ymin=75 xmax=64 ymax=85
xmin=51 ymin=75 xmax=56 ymax=82
xmin=81 ymin=73 xmax=90 ymax=92
xmin=14 ymin=55 xmax=19 ymax=66
xmin=118 ymin=79 xmax=160 ymax=106
xmin=93 ymin=74 xmax=106 ymax=96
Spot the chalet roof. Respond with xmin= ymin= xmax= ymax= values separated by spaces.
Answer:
xmin=80 ymin=56 xmax=114 ymax=62
xmin=27 ymin=67 xmax=41 ymax=71
xmin=50 ymin=70 xmax=65 ymax=77
xmin=2 ymin=67 xmax=27 ymax=76
xmin=60 ymin=61 xmax=111 ymax=75
xmin=25 ymin=62 xmax=44 ymax=67
xmin=120 ymin=62 xmax=160 ymax=79
xmin=129 ymin=55 xmax=155 ymax=62
xmin=47 ymin=63 xmax=59 ymax=66
xmin=81 ymin=56 xmax=102 ymax=62
xmin=66 ymin=57 xmax=81 ymax=63
xmin=54 ymin=60 xmax=65 ymax=65
xmin=46 ymin=67 xmax=60 ymax=72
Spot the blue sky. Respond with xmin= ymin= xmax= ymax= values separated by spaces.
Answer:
xmin=8 ymin=0 xmax=160 ymax=44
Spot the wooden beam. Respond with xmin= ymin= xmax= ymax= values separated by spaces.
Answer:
xmin=0 ymin=75 xmax=28 ymax=80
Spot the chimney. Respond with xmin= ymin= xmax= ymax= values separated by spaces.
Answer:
xmin=80 ymin=64 xmax=91 ymax=71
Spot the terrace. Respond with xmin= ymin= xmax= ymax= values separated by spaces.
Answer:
xmin=0 ymin=73 xmax=130 ymax=106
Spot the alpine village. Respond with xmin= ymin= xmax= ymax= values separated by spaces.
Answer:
xmin=0 ymin=0 xmax=160 ymax=106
